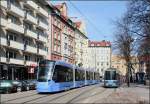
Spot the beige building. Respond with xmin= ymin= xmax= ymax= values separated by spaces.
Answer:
xmin=111 ymin=55 xmax=139 ymax=76
xmin=74 ymin=21 xmax=88 ymax=68
xmin=0 ymin=0 xmax=49 ymax=80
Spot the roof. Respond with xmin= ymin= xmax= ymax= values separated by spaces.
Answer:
xmin=75 ymin=22 xmax=82 ymax=28
xmin=89 ymin=40 xmax=111 ymax=47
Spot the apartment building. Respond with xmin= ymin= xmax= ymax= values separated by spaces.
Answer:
xmin=88 ymin=40 xmax=111 ymax=76
xmin=48 ymin=2 xmax=76 ymax=64
xmin=75 ymin=21 xmax=88 ymax=68
xmin=0 ymin=0 xmax=49 ymax=80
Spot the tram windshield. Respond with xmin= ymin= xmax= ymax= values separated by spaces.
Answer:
xmin=104 ymin=71 xmax=116 ymax=80
xmin=37 ymin=60 xmax=55 ymax=82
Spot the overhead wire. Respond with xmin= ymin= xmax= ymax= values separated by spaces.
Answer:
xmin=68 ymin=0 xmax=107 ymax=39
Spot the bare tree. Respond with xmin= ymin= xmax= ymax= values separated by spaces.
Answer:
xmin=127 ymin=0 xmax=150 ymax=75
xmin=127 ymin=0 xmax=150 ymax=38
xmin=113 ymin=15 xmax=135 ymax=86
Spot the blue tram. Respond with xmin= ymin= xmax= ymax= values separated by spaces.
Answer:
xmin=104 ymin=68 xmax=121 ymax=88
xmin=36 ymin=60 xmax=100 ymax=93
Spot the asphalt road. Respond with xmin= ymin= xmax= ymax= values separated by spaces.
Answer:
xmin=0 ymin=84 xmax=117 ymax=103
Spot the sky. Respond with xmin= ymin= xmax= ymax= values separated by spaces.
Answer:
xmin=51 ymin=1 xmax=127 ymax=42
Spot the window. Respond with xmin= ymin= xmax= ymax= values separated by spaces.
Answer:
xmin=107 ymin=62 xmax=109 ymax=66
xmin=24 ymin=22 xmax=32 ymax=30
xmin=86 ymin=71 xmax=90 ymax=80
xmin=64 ymin=43 xmax=67 ymax=50
xmin=6 ymin=51 xmax=16 ymax=59
xmin=52 ymin=65 xmax=73 ymax=82
xmin=7 ymin=32 xmax=17 ymax=41
xmin=8 ymin=15 xmax=18 ymax=24
xmin=24 ymin=55 xmax=31 ymax=61
xmin=24 ymin=39 xmax=31 ymax=45
xmin=75 ymin=69 xmax=85 ymax=81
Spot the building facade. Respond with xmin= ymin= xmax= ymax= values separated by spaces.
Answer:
xmin=47 ymin=2 xmax=76 ymax=64
xmin=111 ymin=55 xmax=139 ymax=76
xmin=87 ymin=40 xmax=111 ymax=76
xmin=74 ymin=21 xmax=88 ymax=68
xmin=0 ymin=0 xmax=49 ymax=80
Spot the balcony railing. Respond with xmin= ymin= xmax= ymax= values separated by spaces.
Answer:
xmin=9 ymin=58 xmax=24 ymax=65
xmin=25 ymin=45 xmax=37 ymax=54
xmin=7 ymin=3 xmax=24 ymax=18
xmin=9 ymin=40 xmax=24 ymax=50
xmin=38 ymin=35 xmax=47 ymax=43
xmin=38 ymin=20 xmax=48 ymax=30
xmin=24 ymin=1 xmax=38 ymax=10
xmin=0 ymin=17 xmax=7 ymax=27
xmin=24 ymin=61 xmax=37 ymax=66
xmin=0 ymin=37 xmax=7 ymax=46
xmin=0 ymin=0 xmax=7 ymax=8
xmin=25 ymin=29 xmax=38 ymax=39
xmin=38 ymin=49 xmax=47 ymax=56
xmin=0 ymin=57 xmax=7 ymax=63
xmin=25 ymin=12 xmax=38 ymax=25
xmin=37 ymin=6 xmax=48 ymax=18
xmin=7 ymin=22 xmax=24 ymax=34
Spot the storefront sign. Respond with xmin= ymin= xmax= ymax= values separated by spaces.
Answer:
xmin=28 ymin=68 xmax=34 ymax=73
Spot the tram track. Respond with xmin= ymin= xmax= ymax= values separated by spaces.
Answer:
xmin=22 ymin=84 xmax=98 ymax=103
xmin=92 ymin=88 xmax=117 ymax=103
xmin=66 ymin=87 xmax=107 ymax=103
xmin=46 ymin=84 xmax=100 ymax=103
xmin=2 ymin=84 xmax=100 ymax=103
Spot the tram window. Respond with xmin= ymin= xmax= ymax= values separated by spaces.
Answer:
xmin=75 ymin=69 xmax=80 ymax=81
xmin=90 ymin=72 xmax=93 ymax=80
xmin=80 ymin=70 xmax=85 ymax=80
xmin=86 ymin=71 xmax=90 ymax=80
xmin=53 ymin=65 xmax=73 ymax=82
xmin=97 ymin=73 xmax=99 ymax=80
xmin=75 ymin=69 xmax=84 ymax=81
xmin=104 ymin=71 xmax=111 ymax=80
xmin=94 ymin=72 xmax=96 ymax=80
xmin=112 ymin=71 xmax=116 ymax=80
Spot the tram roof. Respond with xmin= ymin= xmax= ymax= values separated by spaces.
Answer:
xmin=106 ymin=68 xmax=121 ymax=73
xmin=39 ymin=59 xmax=74 ymax=69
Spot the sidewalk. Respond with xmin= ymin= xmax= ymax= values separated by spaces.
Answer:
xmin=99 ymin=83 xmax=150 ymax=103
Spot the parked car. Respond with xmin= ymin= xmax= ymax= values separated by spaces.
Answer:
xmin=0 ymin=80 xmax=17 ymax=93
xmin=24 ymin=79 xmax=37 ymax=90
xmin=12 ymin=80 xmax=31 ymax=92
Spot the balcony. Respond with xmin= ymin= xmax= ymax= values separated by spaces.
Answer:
xmin=24 ymin=61 xmax=37 ymax=66
xmin=38 ymin=49 xmax=47 ymax=56
xmin=0 ymin=17 xmax=7 ymax=27
xmin=38 ymin=20 xmax=48 ymax=30
xmin=25 ymin=45 xmax=37 ymax=54
xmin=0 ymin=57 xmax=7 ymax=63
xmin=25 ymin=12 xmax=38 ymax=25
xmin=7 ymin=3 xmax=24 ymax=18
xmin=7 ymin=22 xmax=24 ymax=34
xmin=0 ymin=37 xmax=7 ymax=46
xmin=0 ymin=0 xmax=7 ymax=8
xmin=25 ymin=29 xmax=37 ymax=39
xmin=38 ymin=35 xmax=47 ymax=43
xmin=37 ymin=7 xmax=48 ymax=18
xmin=9 ymin=40 xmax=24 ymax=50
xmin=9 ymin=58 xmax=24 ymax=65
xmin=24 ymin=1 xmax=38 ymax=10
